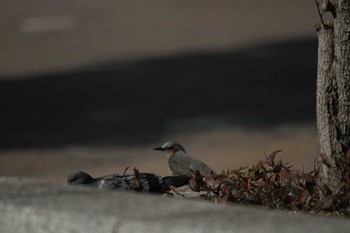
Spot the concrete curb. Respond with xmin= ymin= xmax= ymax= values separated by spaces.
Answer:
xmin=0 ymin=177 xmax=349 ymax=233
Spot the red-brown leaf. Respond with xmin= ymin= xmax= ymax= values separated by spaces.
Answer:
xmin=189 ymin=170 xmax=202 ymax=192
xmin=247 ymin=178 xmax=252 ymax=190
xmin=204 ymin=171 xmax=215 ymax=188
xmin=300 ymin=189 xmax=310 ymax=205
xmin=266 ymin=150 xmax=282 ymax=166
xmin=255 ymin=161 xmax=264 ymax=170
xmin=343 ymin=191 xmax=350 ymax=201
xmin=278 ymin=187 xmax=286 ymax=199
xmin=278 ymin=170 xmax=292 ymax=181
xmin=274 ymin=159 xmax=283 ymax=172
xmin=302 ymin=173 xmax=316 ymax=184
xmin=221 ymin=193 xmax=231 ymax=203
xmin=123 ymin=166 xmax=130 ymax=176
xmin=219 ymin=183 xmax=231 ymax=195
xmin=133 ymin=167 xmax=143 ymax=190
xmin=258 ymin=178 xmax=265 ymax=187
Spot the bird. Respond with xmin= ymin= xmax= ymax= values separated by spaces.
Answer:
xmin=67 ymin=170 xmax=189 ymax=193
xmin=153 ymin=141 xmax=216 ymax=176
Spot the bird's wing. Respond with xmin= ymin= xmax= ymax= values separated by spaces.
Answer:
xmin=168 ymin=156 xmax=193 ymax=176
xmin=189 ymin=157 xmax=215 ymax=176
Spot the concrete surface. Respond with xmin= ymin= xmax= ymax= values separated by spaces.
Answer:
xmin=0 ymin=177 xmax=349 ymax=233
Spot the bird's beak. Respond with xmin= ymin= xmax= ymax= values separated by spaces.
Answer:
xmin=153 ymin=147 xmax=164 ymax=151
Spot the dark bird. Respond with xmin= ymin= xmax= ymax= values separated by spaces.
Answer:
xmin=67 ymin=170 xmax=189 ymax=193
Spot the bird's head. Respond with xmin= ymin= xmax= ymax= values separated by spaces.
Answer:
xmin=67 ymin=171 xmax=95 ymax=185
xmin=153 ymin=141 xmax=186 ymax=158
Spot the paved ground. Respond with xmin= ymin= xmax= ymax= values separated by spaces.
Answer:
xmin=1 ymin=177 xmax=350 ymax=233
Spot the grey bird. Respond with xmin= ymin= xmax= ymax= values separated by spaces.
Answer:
xmin=154 ymin=141 xmax=216 ymax=176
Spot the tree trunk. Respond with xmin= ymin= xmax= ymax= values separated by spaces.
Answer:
xmin=315 ymin=0 xmax=350 ymax=194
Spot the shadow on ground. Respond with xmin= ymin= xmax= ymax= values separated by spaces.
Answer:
xmin=0 ymin=38 xmax=317 ymax=149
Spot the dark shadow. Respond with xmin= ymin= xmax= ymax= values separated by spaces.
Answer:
xmin=0 ymin=37 xmax=317 ymax=149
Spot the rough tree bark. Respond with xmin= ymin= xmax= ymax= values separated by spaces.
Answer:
xmin=315 ymin=0 xmax=350 ymax=194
